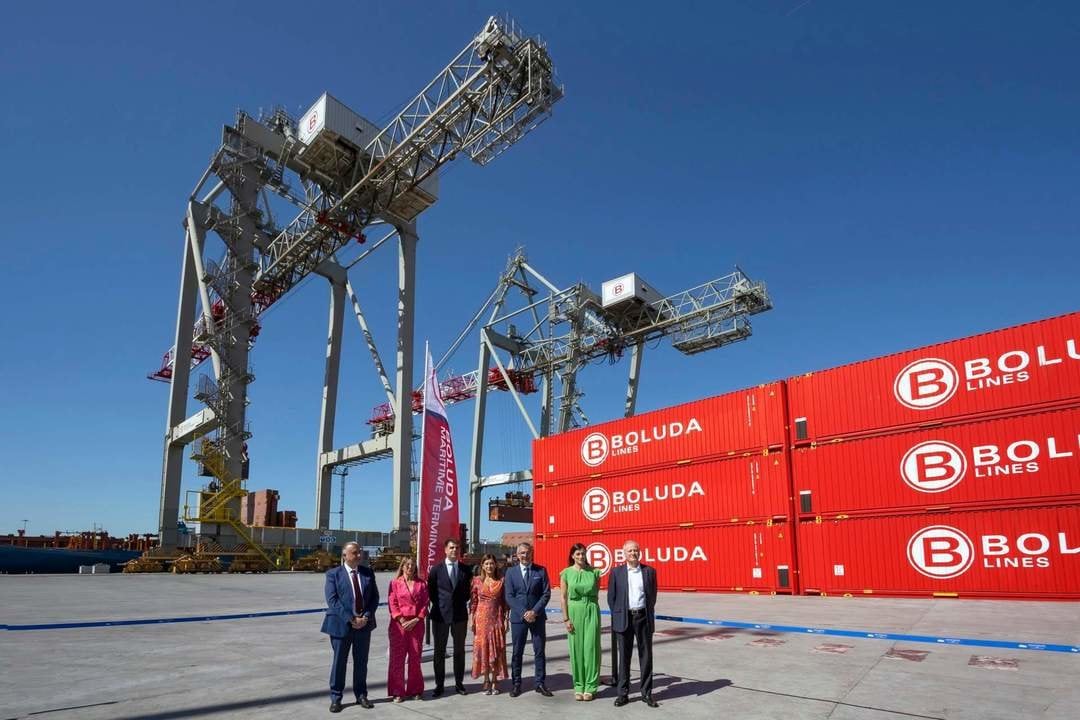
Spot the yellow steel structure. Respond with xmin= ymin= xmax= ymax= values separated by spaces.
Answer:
xmin=182 ymin=437 xmax=277 ymax=567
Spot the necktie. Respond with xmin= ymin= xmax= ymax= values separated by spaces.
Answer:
xmin=449 ymin=562 xmax=456 ymax=587
xmin=522 ymin=565 xmax=528 ymax=583
xmin=351 ymin=569 xmax=363 ymax=615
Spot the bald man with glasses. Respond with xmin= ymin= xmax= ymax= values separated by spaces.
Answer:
xmin=607 ymin=540 xmax=658 ymax=708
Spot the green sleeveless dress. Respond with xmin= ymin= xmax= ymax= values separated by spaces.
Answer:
xmin=560 ymin=566 xmax=601 ymax=694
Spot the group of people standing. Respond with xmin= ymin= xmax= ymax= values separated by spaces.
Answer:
xmin=320 ymin=538 xmax=658 ymax=713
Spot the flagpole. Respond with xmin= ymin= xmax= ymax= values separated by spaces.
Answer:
xmin=420 ymin=341 xmax=431 ymax=647
xmin=418 ymin=340 xmax=429 ymax=572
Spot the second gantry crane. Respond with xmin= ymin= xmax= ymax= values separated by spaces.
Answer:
xmin=361 ymin=248 xmax=772 ymax=549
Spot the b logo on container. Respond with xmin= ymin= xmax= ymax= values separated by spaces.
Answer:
xmin=907 ymin=525 xmax=975 ymax=579
xmin=894 ymin=358 xmax=959 ymax=410
xmin=582 ymin=487 xmax=611 ymax=521
xmin=586 ymin=542 xmax=613 ymax=576
xmin=900 ymin=440 xmax=967 ymax=493
xmin=581 ymin=432 xmax=609 ymax=467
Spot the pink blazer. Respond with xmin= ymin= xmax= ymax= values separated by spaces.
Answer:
xmin=388 ymin=577 xmax=430 ymax=620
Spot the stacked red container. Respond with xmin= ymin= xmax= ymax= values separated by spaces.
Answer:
xmin=250 ymin=489 xmax=279 ymax=527
xmin=790 ymin=311 xmax=1080 ymax=599
xmin=533 ymin=382 xmax=796 ymax=594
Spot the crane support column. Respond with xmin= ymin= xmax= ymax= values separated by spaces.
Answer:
xmin=390 ymin=224 xmax=418 ymax=541
xmin=314 ymin=262 xmax=347 ymax=529
xmin=624 ymin=339 xmax=644 ymax=417
xmin=468 ymin=337 xmax=492 ymax=551
xmin=159 ymin=224 xmax=200 ymax=550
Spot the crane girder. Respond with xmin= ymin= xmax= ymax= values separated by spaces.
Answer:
xmin=255 ymin=17 xmax=562 ymax=295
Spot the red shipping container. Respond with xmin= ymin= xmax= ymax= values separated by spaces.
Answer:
xmin=793 ymin=406 xmax=1080 ymax=517
xmin=535 ymin=521 xmax=795 ymax=594
xmin=796 ymin=504 xmax=1080 ymax=599
xmin=787 ymin=312 xmax=1080 ymax=445
xmin=533 ymin=382 xmax=787 ymax=482
xmin=535 ymin=452 xmax=791 ymax=535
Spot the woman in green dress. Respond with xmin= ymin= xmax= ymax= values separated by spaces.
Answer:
xmin=560 ymin=543 xmax=601 ymax=701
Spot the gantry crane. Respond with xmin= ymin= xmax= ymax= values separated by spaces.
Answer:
xmin=151 ymin=16 xmax=563 ymax=552
xmin=465 ymin=254 xmax=772 ymax=548
xmin=357 ymin=249 xmax=772 ymax=549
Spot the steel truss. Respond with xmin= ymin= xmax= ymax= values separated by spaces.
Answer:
xmin=354 ymin=248 xmax=771 ymax=551
xmin=154 ymin=16 xmax=562 ymax=551
xmin=466 ymin=254 xmax=772 ymax=548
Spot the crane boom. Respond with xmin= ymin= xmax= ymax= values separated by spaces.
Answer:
xmin=148 ymin=16 xmax=562 ymax=382
xmin=255 ymin=16 xmax=562 ymax=295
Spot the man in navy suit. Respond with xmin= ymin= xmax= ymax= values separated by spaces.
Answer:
xmin=607 ymin=539 xmax=659 ymax=708
xmin=426 ymin=537 xmax=471 ymax=697
xmin=321 ymin=542 xmax=379 ymax=713
xmin=503 ymin=542 xmax=553 ymax=697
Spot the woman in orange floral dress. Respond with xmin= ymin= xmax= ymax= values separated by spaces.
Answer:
xmin=469 ymin=553 xmax=509 ymax=694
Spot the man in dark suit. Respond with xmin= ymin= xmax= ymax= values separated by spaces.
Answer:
xmin=503 ymin=542 xmax=553 ymax=697
xmin=321 ymin=542 xmax=380 ymax=713
xmin=607 ymin=539 xmax=659 ymax=708
xmin=426 ymin=537 xmax=471 ymax=697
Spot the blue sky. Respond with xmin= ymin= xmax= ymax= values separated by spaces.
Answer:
xmin=1 ymin=1 xmax=1077 ymax=541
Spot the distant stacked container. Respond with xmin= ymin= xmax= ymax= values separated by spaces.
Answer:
xmin=789 ymin=312 xmax=1080 ymax=599
xmin=250 ymin=489 xmax=279 ymax=527
xmin=533 ymin=382 xmax=796 ymax=594
xmin=239 ymin=493 xmax=255 ymax=526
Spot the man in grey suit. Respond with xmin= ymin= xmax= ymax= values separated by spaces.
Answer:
xmin=607 ymin=539 xmax=659 ymax=708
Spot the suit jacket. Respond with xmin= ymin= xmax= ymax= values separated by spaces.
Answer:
xmin=606 ymin=563 xmax=657 ymax=634
xmin=427 ymin=561 xmax=471 ymax=624
xmin=388 ymin=576 xmax=429 ymax=621
xmin=503 ymin=562 xmax=551 ymax=624
xmin=321 ymin=564 xmax=380 ymax=637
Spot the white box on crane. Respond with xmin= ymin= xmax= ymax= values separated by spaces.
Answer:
xmin=297 ymin=92 xmax=439 ymax=219
xmin=601 ymin=273 xmax=665 ymax=310
xmin=298 ymin=92 xmax=381 ymax=150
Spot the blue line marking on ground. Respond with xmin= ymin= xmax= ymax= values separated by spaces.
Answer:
xmin=6 ymin=604 xmax=1078 ymax=653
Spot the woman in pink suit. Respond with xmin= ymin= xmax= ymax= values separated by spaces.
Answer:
xmin=388 ymin=556 xmax=429 ymax=702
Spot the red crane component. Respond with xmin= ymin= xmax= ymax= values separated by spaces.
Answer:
xmin=488 ymin=367 xmax=536 ymax=394
xmin=365 ymin=367 xmax=537 ymax=430
xmin=316 ymin=211 xmax=366 ymax=243
xmin=147 ymin=286 xmax=287 ymax=382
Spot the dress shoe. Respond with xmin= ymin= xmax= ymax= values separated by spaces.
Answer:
xmin=509 ymin=685 xmax=522 ymax=697
xmin=357 ymin=697 xmax=374 ymax=709
xmin=535 ymin=686 xmax=553 ymax=697
xmin=455 ymin=686 xmax=468 ymax=696
xmin=643 ymin=696 xmax=660 ymax=708
xmin=329 ymin=701 xmax=343 ymax=713
xmin=614 ymin=695 xmax=629 ymax=707
xmin=431 ymin=687 xmax=444 ymax=698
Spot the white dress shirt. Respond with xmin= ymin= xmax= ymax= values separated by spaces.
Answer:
xmin=445 ymin=559 xmax=458 ymax=586
xmin=520 ymin=563 xmax=531 ymax=582
xmin=626 ymin=565 xmax=646 ymax=610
